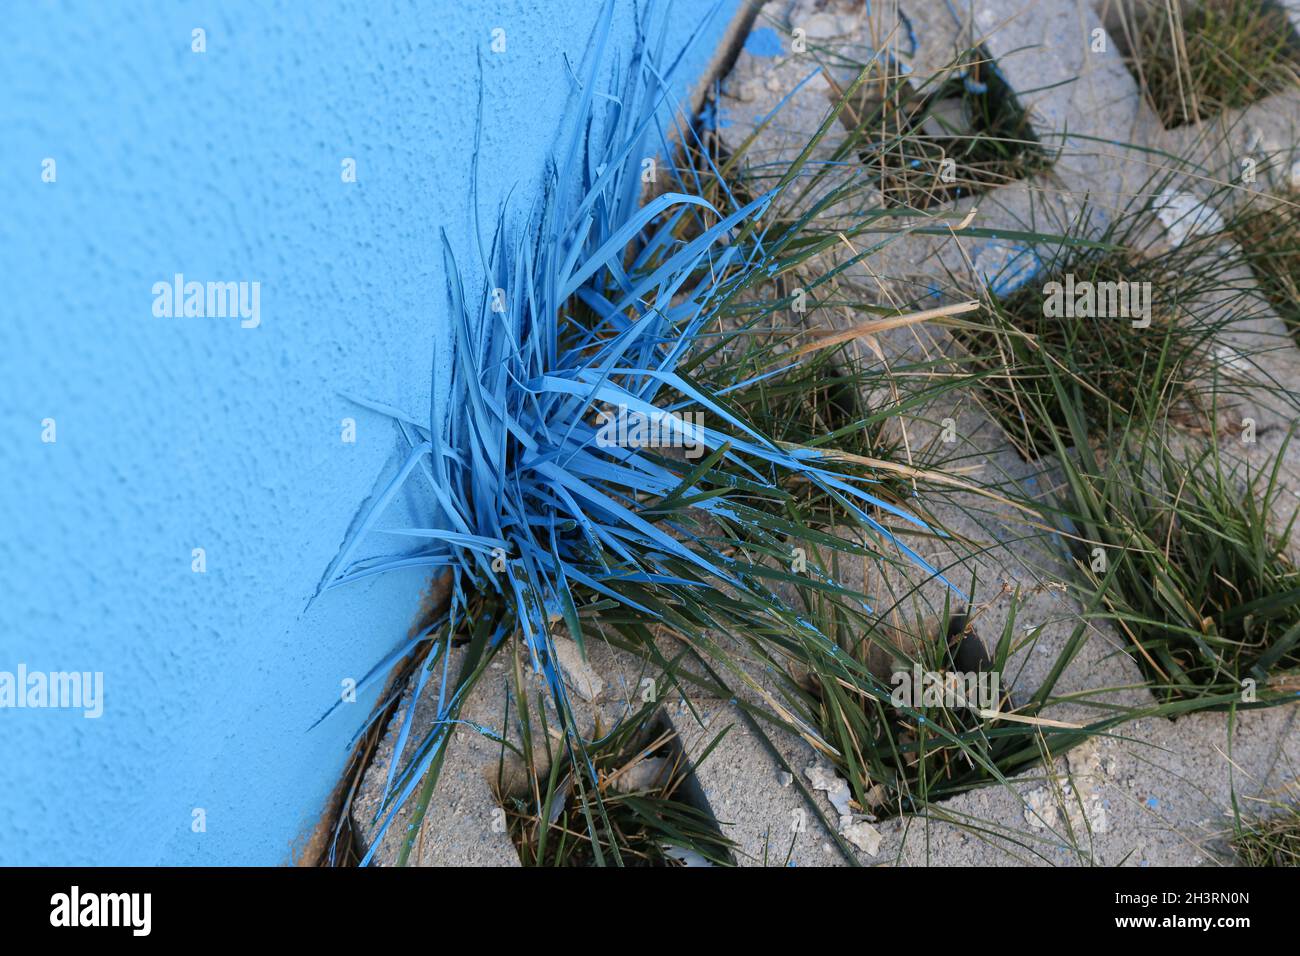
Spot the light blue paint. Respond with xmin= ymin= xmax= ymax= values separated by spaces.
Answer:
xmin=972 ymin=241 xmax=1042 ymax=297
xmin=699 ymin=99 xmax=726 ymax=130
xmin=744 ymin=25 xmax=784 ymax=58
xmin=898 ymin=10 xmax=918 ymax=57
xmin=0 ymin=0 xmax=737 ymax=865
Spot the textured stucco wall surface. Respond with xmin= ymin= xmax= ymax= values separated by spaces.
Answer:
xmin=0 ymin=0 xmax=736 ymax=865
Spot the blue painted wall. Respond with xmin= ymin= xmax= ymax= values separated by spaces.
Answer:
xmin=0 ymin=0 xmax=737 ymax=865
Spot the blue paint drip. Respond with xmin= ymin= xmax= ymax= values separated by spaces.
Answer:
xmin=973 ymin=242 xmax=1042 ymax=297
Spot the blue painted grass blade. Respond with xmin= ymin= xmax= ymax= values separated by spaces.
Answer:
xmin=382 ymin=639 xmax=444 ymax=806
xmin=321 ymin=442 xmax=432 ymax=589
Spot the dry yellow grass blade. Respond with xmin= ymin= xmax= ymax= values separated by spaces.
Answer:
xmin=791 ymin=300 xmax=983 ymax=358
xmin=774 ymin=439 xmax=1041 ymax=519
xmin=973 ymin=709 xmax=1084 ymax=730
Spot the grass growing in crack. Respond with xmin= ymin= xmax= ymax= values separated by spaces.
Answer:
xmin=716 ymin=341 xmax=913 ymax=523
xmin=496 ymin=686 xmax=734 ymax=867
xmin=1233 ymin=800 xmax=1300 ymax=865
xmin=952 ymin=245 xmax=1215 ymax=459
xmin=1108 ymin=0 xmax=1300 ymax=127
xmin=946 ymin=173 xmax=1278 ymax=460
xmin=1229 ymin=189 xmax=1300 ymax=343
xmin=828 ymin=49 xmax=1051 ymax=209
xmin=785 ymin=567 xmax=1120 ymax=821
xmin=1043 ymin=380 xmax=1300 ymax=706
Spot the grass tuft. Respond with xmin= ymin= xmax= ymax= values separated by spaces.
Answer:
xmin=829 ymin=49 xmax=1051 ymax=209
xmin=1230 ymin=188 xmax=1300 ymax=343
xmin=953 ymin=244 xmax=1215 ymax=459
xmin=946 ymin=170 xmax=1282 ymax=460
xmin=1110 ymin=0 xmax=1300 ymax=127
xmin=1047 ymin=411 xmax=1300 ymax=705
xmin=783 ymin=572 xmax=1122 ymax=823
xmin=1233 ymin=799 xmax=1300 ymax=866
xmin=497 ymin=686 xmax=735 ymax=867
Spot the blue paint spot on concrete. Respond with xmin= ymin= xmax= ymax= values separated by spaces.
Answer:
xmin=745 ymin=26 xmax=784 ymax=58
xmin=972 ymin=241 xmax=1042 ymax=297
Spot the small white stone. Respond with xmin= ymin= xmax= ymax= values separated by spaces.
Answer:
xmin=804 ymin=763 xmax=853 ymax=818
xmin=1081 ymin=796 xmax=1109 ymax=834
xmin=662 ymin=844 xmax=713 ymax=867
xmin=1067 ymin=741 xmax=1104 ymax=781
xmin=551 ymin=636 xmax=604 ymax=701
xmin=1023 ymin=787 xmax=1058 ymax=829
xmin=840 ymin=817 xmax=883 ymax=856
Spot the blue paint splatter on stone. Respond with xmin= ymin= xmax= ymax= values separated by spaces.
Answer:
xmin=744 ymin=26 xmax=784 ymax=58
xmin=972 ymin=240 xmax=1041 ymax=296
